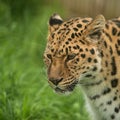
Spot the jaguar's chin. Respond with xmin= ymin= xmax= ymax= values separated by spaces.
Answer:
xmin=54 ymin=87 xmax=68 ymax=94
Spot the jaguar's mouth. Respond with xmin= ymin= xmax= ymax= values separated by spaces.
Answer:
xmin=54 ymin=80 xmax=78 ymax=94
xmin=55 ymin=87 xmax=66 ymax=93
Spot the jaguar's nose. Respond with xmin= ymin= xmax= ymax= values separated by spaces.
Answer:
xmin=49 ymin=78 xmax=63 ymax=86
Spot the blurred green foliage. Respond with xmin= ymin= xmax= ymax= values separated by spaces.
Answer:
xmin=0 ymin=0 xmax=89 ymax=120
xmin=0 ymin=0 xmax=45 ymax=19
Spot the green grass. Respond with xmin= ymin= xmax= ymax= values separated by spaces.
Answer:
xmin=0 ymin=1 xmax=90 ymax=120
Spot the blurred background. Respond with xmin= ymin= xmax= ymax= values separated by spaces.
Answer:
xmin=0 ymin=0 xmax=119 ymax=120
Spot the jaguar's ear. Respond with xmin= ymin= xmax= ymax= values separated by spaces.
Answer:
xmin=84 ymin=15 xmax=105 ymax=43
xmin=49 ymin=13 xmax=63 ymax=33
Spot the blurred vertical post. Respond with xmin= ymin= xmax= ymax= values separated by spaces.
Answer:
xmin=60 ymin=0 xmax=120 ymax=18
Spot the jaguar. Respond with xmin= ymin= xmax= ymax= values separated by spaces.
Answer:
xmin=44 ymin=13 xmax=120 ymax=120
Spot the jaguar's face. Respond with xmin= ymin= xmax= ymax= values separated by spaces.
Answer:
xmin=44 ymin=14 xmax=105 ymax=94
xmin=44 ymin=48 xmax=85 ymax=94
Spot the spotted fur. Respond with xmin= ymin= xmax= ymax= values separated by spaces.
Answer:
xmin=44 ymin=13 xmax=120 ymax=120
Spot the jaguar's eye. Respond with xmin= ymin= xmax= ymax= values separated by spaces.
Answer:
xmin=67 ymin=54 xmax=76 ymax=60
xmin=46 ymin=54 xmax=52 ymax=59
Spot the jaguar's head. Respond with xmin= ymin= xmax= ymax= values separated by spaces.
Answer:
xmin=44 ymin=14 xmax=105 ymax=94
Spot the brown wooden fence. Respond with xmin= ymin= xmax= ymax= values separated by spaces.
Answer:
xmin=60 ymin=0 xmax=120 ymax=19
